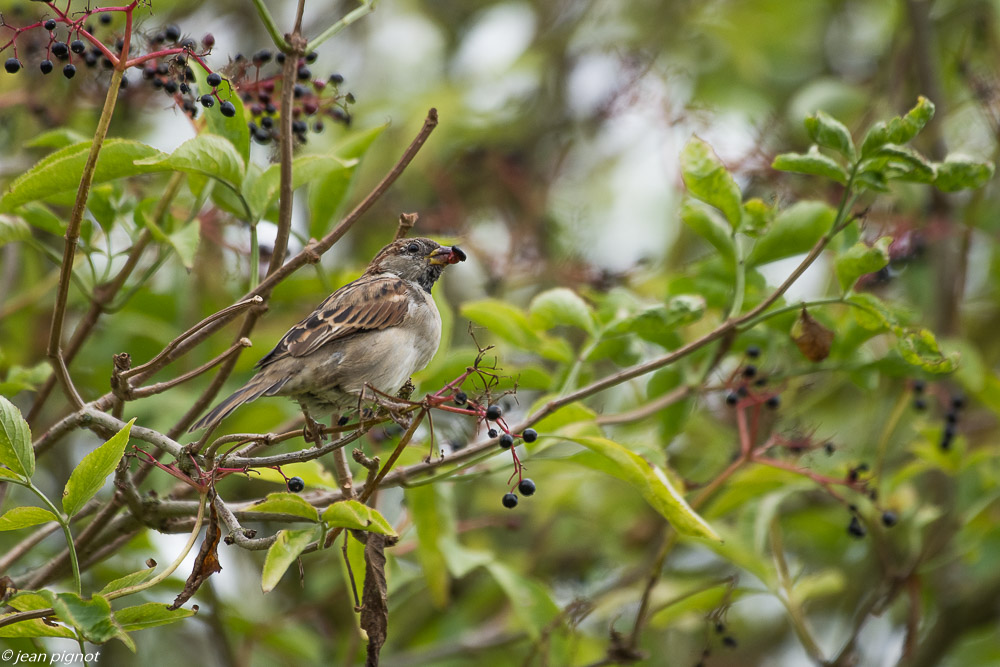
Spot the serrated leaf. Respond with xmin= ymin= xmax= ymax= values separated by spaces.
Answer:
xmin=563 ymin=436 xmax=719 ymax=540
xmin=529 ymin=287 xmax=595 ymax=334
xmin=246 ymin=155 xmax=353 ymax=221
xmin=0 ymin=139 xmax=166 ymax=213
xmin=261 ymin=526 xmax=321 ymax=593
xmin=308 ymin=123 xmax=388 ymax=237
xmin=805 ymin=110 xmax=856 ymax=160
xmin=835 ymin=236 xmax=891 ymax=291
xmin=0 ymin=395 xmax=33 ymax=479
xmin=680 ymin=198 xmax=735 ymax=260
xmin=249 ymin=492 xmax=320 ymax=521
xmin=460 ymin=299 xmax=573 ymax=362
xmin=114 ymin=602 xmax=195 ymax=632
xmin=934 ymin=156 xmax=995 ymax=192
xmin=135 ymin=134 xmax=246 ymax=193
xmin=321 ymin=500 xmax=396 ymax=536
xmin=747 ymin=201 xmax=835 ymax=267
xmin=0 ymin=506 xmax=58 ymax=531
xmin=860 ymin=96 xmax=935 ymax=157
xmin=772 ymin=147 xmax=849 ymax=184
xmin=62 ymin=418 xmax=134 ymax=517
xmin=680 ymin=137 xmax=743 ymax=228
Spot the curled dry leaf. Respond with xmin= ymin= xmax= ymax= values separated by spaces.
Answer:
xmin=791 ymin=308 xmax=834 ymax=362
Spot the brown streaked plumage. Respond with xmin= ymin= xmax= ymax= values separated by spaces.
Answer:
xmin=190 ymin=237 xmax=466 ymax=431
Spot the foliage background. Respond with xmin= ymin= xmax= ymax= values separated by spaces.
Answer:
xmin=1 ymin=0 xmax=1000 ymax=666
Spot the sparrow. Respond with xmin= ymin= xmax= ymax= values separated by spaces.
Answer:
xmin=190 ymin=237 xmax=466 ymax=431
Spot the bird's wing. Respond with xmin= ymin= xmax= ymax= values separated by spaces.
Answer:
xmin=256 ymin=274 xmax=411 ymax=367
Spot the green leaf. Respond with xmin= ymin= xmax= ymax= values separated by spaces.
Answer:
xmin=614 ymin=296 xmax=705 ymax=347
xmin=0 ymin=215 xmax=32 ymax=247
xmin=18 ymin=202 xmax=65 ymax=235
xmin=772 ymin=147 xmax=849 ymax=185
xmin=484 ymin=561 xmax=560 ymax=640
xmin=62 ymin=418 xmax=134 ymax=517
xmin=321 ymin=499 xmax=396 ymax=535
xmin=0 ymin=139 xmax=166 ymax=213
xmin=741 ymin=197 xmax=775 ymax=236
xmin=246 ymin=155 xmax=353 ymax=221
xmin=0 ymin=506 xmax=58 ymax=531
xmin=563 ymin=436 xmax=720 ymax=540
xmin=747 ymin=201 xmax=835 ymax=267
xmin=460 ymin=299 xmax=573 ymax=362
xmin=804 ymin=110 xmax=856 ymax=160
xmin=860 ymin=96 xmax=935 ymax=157
xmin=848 ymin=293 xmax=898 ymax=331
xmin=896 ymin=328 xmax=958 ymax=374
xmin=46 ymin=592 xmax=126 ymax=644
xmin=168 ymin=221 xmax=201 ymax=270
xmin=202 ymin=81 xmax=250 ymax=166
xmin=98 ymin=567 xmax=156 ymax=595
xmin=529 ymin=287 xmax=595 ymax=334
xmin=835 ymin=237 xmax=891 ymax=291
xmin=308 ymin=123 xmax=388 ymax=237
xmin=934 ymin=156 xmax=995 ymax=192
xmin=134 ymin=134 xmax=246 ymax=192
xmin=405 ymin=484 xmax=454 ymax=608
xmin=680 ymin=137 xmax=743 ymax=228
xmin=249 ymin=492 xmax=320 ymax=522
xmin=114 ymin=602 xmax=195 ymax=632
xmin=0 ymin=395 xmax=33 ymax=479
xmin=26 ymin=127 xmax=89 ymax=149
xmin=261 ymin=526 xmax=321 ymax=593
xmin=679 ymin=198 xmax=735 ymax=260
xmin=0 ymin=601 xmax=75 ymax=638
xmin=866 ymin=145 xmax=936 ymax=183
xmin=252 ymin=460 xmax=338 ymax=490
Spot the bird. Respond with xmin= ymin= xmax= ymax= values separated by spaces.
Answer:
xmin=190 ymin=237 xmax=466 ymax=432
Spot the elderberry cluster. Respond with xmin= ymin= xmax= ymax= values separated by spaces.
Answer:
xmin=723 ymin=345 xmax=780 ymax=409
xmin=236 ymin=49 xmax=355 ymax=145
xmin=480 ymin=403 xmax=540 ymax=509
xmin=911 ymin=380 xmax=966 ymax=450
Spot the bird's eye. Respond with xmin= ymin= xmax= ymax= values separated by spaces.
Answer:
xmin=406 ymin=242 xmax=420 ymax=254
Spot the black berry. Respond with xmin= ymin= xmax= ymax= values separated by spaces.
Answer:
xmin=881 ymin=511 xmax=898 ymax=527
xmin=4 ymin=58 xmax=21 ymax=74
xmin=84 ymin=52 xmax=98 ymax=67
xmin=305 ymin=51 xmax=318 ymax=63
xmin=912 ymin=379 xmax=925 ymax=394
xmin=725 ymin=392 xmax=739 ymax=406
xmin=252 ymin=49 xmax=272 ymax=65
xmin=100 ymin=13 xmax=113 ymax=25
xmin=52 ymin=42 xmax=69 ymax=59
xmin=329 ymin=73 xmax=344 ymax=84
xmin=742 ymin=364 xmax=757 ymax=378
xmin=522 ymin=428 xmax=538 ymax=443
xmin=164 ymin=24 xmax=182 ymax=42
xmin=44 ymin=18 xmax=57 ymax=31
xmin=518 ymin=479 xmax=536 ymax=496
xmin=940 ymin=423 xmax=956 ymax=450
xmin=337 ymin=415 xmax=349 ymax=426
xmin=913 ymin=398 xmax=927 ymax=411
xmin=454 ymin=391 xmax=467 ymax=405
xmin=70 ymin=40 xmax=86 ymax=54
xmin=502 ymin=493 xmax=518 ymax=509
xmin=722 ymin=636 xmax=738 ymax=649
xmin=275 ymin=52 xmax=286 ymax=64
xmin=63 ymin=64 xmax=76 ymax=79
xmin=206 ymin=71 xmax=222 ymax=87
xmin=287 ymin=476 xmax=305 ymax=493
xmin=847 ymin=515 xmax=866 ymax=538
xmin=945 ymin=410 xmax=959 ymax=424
xmin=824 ymin=442 xmax=835 ymax=455
xmin=950 ymin=394 xmax=965 ymax=410
xmin=292 ymin=119 xmax=308 ymax=135
xmin=200 ymin=94 xmax=215 ymax=108
xmin=202 ymin=33 xmax=215 ymax=48
xmin=766 ymin=395 xmax=781 ymax=409
xmin=499 ymin=434 xmax=514 ymax=449
xmin=297 ymin=65 xmax=311 ymax=80
xmin=163 ymin=80 xmax=178 ymax=94
xmin=39 ymin=59 xmax=53 ymax=74
xmin=488 ymin=428 xmax=498 ymax=439
xmin=486 ymin=405 xmax=502 ymax=421
xmin=219 ymin=100 xmax=236 ymax=117
xmin=746 ymin=345 xmax=761 ymax=359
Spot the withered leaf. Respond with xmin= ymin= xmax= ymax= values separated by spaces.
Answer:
xmin=361 ymin=533 xmax=388 ymax=667
xmin=168 ymin=496 xmax=222 ymax=610
xmin=791 ymin=308 xmax=834 ymax=362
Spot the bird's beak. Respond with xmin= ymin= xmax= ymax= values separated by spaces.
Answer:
xmin=429 ymin=245 xmax=467 ymax=265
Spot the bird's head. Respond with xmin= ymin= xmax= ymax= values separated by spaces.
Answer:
xmin=366 ymin=237 xmax=466 ymax=292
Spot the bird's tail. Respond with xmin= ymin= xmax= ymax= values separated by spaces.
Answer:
xmin=189 ymin=378 xmax=281 ymax=432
